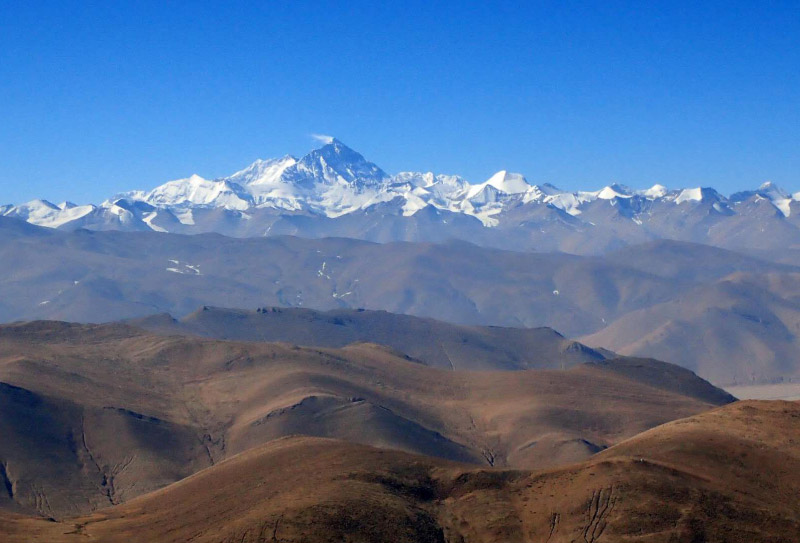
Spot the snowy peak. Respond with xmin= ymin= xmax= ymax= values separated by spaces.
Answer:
xmin=3 ymin=198 xmax=95 ymax=228
xmin=227 ymin=156 xmax=298 ymax=187
xmin=758 ymin=181 xmax=789 ymax=200
xmin=466 ymin=171 xmax=531 ymax=203
xmin=641 ymin=184 xmax=668 ymax=199
xmin=483 ymin=171 xmax=531 ymax=194
xmin=223 ymin=156 xmax=301 ymax=209
xmin=391 ymin=172 xmax=470 ymax=197
xmin=139 ymin=174 xmax=251 ymax=210
xmin=22 ymin=198 xmax=59 ymax=211
xmin=729 ymin=181 xmax=794 ymax=217
xmin=595 ymin=184 xmax=633 ymax=200
xmin=731 ymin=182 xmax=788 ymax=202
xmin=536 ymin=183 xmax=565 ymax=196
xmin=675 ymin=187 xmax=704 ymax=204
xmin=105 ymin=139 xmax=393 ymax=216
xmin=3 ymin=138 xmax=798 ymax=235
xmin=282 ymin=139 xmax=390 ymax=191
xmin=392 ymin=171 xmax=437 ymax=189
xmin=756 ymin=182 xmax=793 ymax=217
xmin=673 ymin=187 xmax=725 ymax=205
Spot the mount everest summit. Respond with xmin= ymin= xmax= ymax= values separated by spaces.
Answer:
xmin=3 ymin=138 xmax=799 ymax=254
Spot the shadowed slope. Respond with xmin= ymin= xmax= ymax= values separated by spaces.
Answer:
xmin=131 ymin=305 xmax=606 ymax=370
xmin=0 ymin=382 xmax=209 ymax=517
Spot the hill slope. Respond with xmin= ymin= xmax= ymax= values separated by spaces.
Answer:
xmin=132 ymin=306 xmax=606 ymax=371
xmin=2 ymin=401 xmax=797 ymax=543
xmin=581 ymin=271 xmax=800 ymax=385
xmin=0 ymin=320 xmax=731 ymax=517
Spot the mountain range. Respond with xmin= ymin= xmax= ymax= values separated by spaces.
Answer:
xmin=3 ymin=139 xmax=799 ymax=254
xmin=3 ymin=217 xmax=800 ymax=386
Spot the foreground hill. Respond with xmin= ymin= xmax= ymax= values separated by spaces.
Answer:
xmin=132 ymin=306 xmax=606 ymax=370
xmin=0 ymin=320 xmax=731 ymax=517
xmin=3 ymin=401 xmax=797 ymax=543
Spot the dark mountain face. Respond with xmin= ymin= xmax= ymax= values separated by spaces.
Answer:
xmin=0 ymin=216 xmax=54 ymax=240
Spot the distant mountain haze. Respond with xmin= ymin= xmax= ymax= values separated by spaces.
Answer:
xmin=1 ymin=217 xmax=800 ymax=386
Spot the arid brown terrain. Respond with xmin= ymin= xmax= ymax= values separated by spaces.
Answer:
xmin=0 ymin=319 xmax=731 ymax=518
xmin=3 ymin=318 xmax=796 ymax=542
xmin=2 ymin=401 xmax=798 ymax=542
xmin=3 ymin=3 xmax=797 ymax=541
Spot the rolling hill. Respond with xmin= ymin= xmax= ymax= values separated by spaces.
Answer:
xmin=2 ymin=400 xmax=797 ymax=542
xmin=581 ymin=270 xmax=800 ymax=385
xmin=0 ymin=319 xmax=731 ymax=518
xmin=131 ymin=305 xmax=606 ymax=371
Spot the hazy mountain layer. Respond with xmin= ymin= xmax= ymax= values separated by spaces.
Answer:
xmin=2 ymin=218 xmax=800 ymax=385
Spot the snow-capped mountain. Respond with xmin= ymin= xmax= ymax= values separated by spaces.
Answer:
xmin=122 ymin=175 xmax=252 ymax=211
xmin=3 ymin=139 xmax=799 ymax=254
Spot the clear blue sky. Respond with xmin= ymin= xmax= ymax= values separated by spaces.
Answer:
xmin=1 ymin=1 xmax=798 ymax=204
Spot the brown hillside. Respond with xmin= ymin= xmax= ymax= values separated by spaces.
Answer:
xmin=2 ymin=401 xmax=798 ymax=542
xmin=0 ymin=320 xmax=729 ymax=517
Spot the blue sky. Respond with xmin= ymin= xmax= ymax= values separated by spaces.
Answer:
xmin=1 ymin=1 xmax=798 ymax=204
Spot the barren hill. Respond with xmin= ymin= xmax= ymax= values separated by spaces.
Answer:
xmin=131 ymin=305 xmax=606 ymax=371
xmin=581 ymin=270 xmax=800 ymax=385
xmin=2 ymin=401 xmax=797 ymax=543
xmin=0 ymin=320 xmax=730 ymax=518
